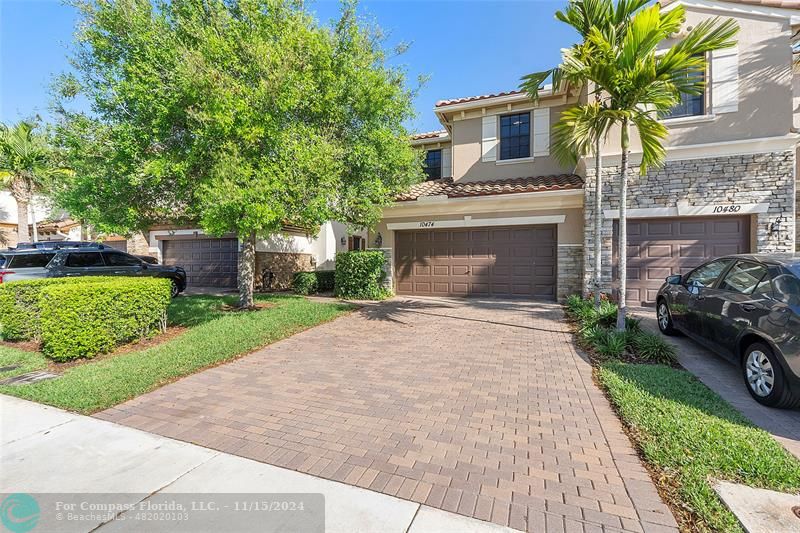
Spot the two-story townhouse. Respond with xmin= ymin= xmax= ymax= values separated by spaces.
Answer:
xmin=370 ymin=0 xmax=800 ymax=304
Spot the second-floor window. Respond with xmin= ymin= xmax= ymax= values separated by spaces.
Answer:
xmin=499 ymin=112 xmax=530 ymax=160
xmin=663 ymin=62 xmax=705 ymax=119
xmin=423 ymin=149 xmax=442 ymax=180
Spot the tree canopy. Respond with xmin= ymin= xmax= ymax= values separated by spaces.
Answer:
xmin=53 ymin=0 xmax=422 ymax=304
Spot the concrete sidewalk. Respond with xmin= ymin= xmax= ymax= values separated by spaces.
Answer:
xmin=1 ymin=395 xmax=519 ymax=533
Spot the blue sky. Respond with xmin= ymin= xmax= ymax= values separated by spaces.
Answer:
xmin=1 ymin=0 xmax=576 ymax=132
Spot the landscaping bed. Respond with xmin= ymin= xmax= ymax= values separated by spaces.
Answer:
xmin=565 ymin=296 xmax=800 ymax=532
xmin=0 ymin=293 xmax=352 ymax=413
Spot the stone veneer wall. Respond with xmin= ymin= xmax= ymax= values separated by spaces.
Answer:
xmin=557 ymin=245 xmax=584 ymax=301
xmin=584 ymin=150 xmax=797 ymax=293
xmin=256 ymin=252 xmax=313 ymax=290
xmin=126 ymin=232 xmax=151 ymax=256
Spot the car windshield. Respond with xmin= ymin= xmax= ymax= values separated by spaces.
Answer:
xmin=0 ymin=255 xmax=6 ymax=268
xmin=786 ymin=262 xmax=800 ymax=279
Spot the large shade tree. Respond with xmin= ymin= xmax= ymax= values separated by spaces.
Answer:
xmin=53 ymin=0 xmax=421 ymax=307
xmin=532 ymin=1 xmax=737 ymax=329
xmin=0 ymin=121 xmax=68 ymax=244
xmin=521 ymin=0 xmax=649 ymax=309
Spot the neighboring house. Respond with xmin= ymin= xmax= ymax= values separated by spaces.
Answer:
xmin=369 ymin=0 xmax=800 ymax=304
xmin=114 ymin=222 xmax=365 ymax=290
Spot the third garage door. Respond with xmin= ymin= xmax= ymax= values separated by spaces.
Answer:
xmin=162 ymin=238 xmax=239 ymax=288
xmin=395 ymin=225 xmax=556 ymax=299
xmin=616 ymin=216 xmax=750 ymax=305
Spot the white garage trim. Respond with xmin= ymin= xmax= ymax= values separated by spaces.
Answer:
xmin=604 ymin=202 xmax=770 ymax=220
xmin=386 ymin=215 xmax=566 ymax=231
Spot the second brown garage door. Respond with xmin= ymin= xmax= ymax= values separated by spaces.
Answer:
xmin=396 ymin=225 xmax=557 ymax=299
xmin=616 ymin=216 xmax=750 ymax=305
xmin=162 ymin=238 xmax=239 ymax=288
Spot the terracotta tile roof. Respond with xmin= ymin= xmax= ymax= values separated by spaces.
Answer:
xmin=410 ymin=130 xmax=448 ymax=140
xmin=435 ymin=90 xmax=526 ymax=108
xmin=396 ymin=175 xmax=584 ymax=202
xmin=661 ymin=0 xmax=799 ymax=7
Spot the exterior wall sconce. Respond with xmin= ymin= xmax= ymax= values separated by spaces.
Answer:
xmin=340 ymin=236 xmax=347 ymax=246
xmin=769 ymin=216 xmax=786 ymax=238
xmin=374 ymin=232 xmax=383 ymax=248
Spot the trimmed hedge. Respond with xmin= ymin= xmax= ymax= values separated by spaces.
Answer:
xmin=292 ymin=270 xmax=335 ymax=295
xmin=334 ymin=251 xmax=390 ymax=300
xmin=39 ymin=277 xmax=172 ymax=361
xmin=0 ymin=277 xmax=121 ymax=341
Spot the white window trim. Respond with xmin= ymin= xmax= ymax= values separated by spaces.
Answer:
xmin=496 ymin=156 xmax=534 ymax=166
xmin=662 ymin=114 xmax=716 ymax=126
xmin=603 ymin=202 xmax=770 ymax=219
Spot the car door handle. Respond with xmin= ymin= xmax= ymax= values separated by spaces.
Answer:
xmin=741 ymin=304 xmax=756 ymax=312
xmin=695 ymin=295 xmax=705 ymax=301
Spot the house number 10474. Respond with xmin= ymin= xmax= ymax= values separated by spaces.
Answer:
xmin=419 ymin=221 xmax=435 ymax=228
xmin=713 ymin=205 xmax=741 ymax=214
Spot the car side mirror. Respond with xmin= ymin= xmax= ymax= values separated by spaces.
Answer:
xmin=141 ymin=262 xmax=148 ymax=269
xmin=666 ymin=274 xmax=682 ymax=285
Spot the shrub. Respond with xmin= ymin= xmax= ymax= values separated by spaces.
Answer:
xmin=0 ymin=277 xmax=120 ymax=341
xmin=334 ymin=251 xmax=390 ymax=300
xmin=629 ymin=330 xmax=678 ymax=364
xmin=596 ymin=330 xmax=628 ymax=359
xmin=292 ymin=272 xmax=318 ymax=295
xmin=292 ymin=270 xmax=335 ymax=295
xmin=315 ymin=270 xmax=335 ymax=292
xmin=38 ymin=277 xmax=172 ymax=361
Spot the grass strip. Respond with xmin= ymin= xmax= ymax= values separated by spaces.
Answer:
xmin=0 ymin=294 xmax=352 ymax=414
xmin=597 ymin=361 xmax=800 ymax=532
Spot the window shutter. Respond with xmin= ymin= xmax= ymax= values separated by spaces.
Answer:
xmin=481 ymin=116 xmax=497 ymax=162
xmin=347 ymin=236 xmax=353 ymax=251
xmin=533 ymin=108 xmax=550 ymax=157
xmin=441 ymin=147 xmax=452 ymax=178
xmin=711 ymin=46 xmax=738 ymax=114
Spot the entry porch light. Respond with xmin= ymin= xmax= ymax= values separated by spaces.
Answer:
xmin=769 ymin=216 xmax=786 ymax=238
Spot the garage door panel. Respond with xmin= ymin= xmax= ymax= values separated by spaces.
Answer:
xmin=616 ymin=216 xmax=750 ymax=305
xmin=396 ymin=225 xmax=556 ymax=299
xmin=163 ymin=237 xmax=238 ymax=288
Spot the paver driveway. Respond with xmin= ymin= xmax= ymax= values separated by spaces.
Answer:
xmin=97 ymin=297 xmax=677 ymax=532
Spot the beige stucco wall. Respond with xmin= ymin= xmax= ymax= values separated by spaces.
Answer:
xmin=449 ymin=99 xmax=581 ymax=183
xmin=602 ymin=8 xmax=794 ymax=154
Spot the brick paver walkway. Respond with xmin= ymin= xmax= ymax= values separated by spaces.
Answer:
xmin=97 ymin=297 xmax=677 ymax=532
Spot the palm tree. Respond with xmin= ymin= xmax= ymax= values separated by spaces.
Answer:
xmin=576 ymin=3 xmax=737 ymax=329
xmin=0 ymin=121 xmax=69 ymax=243
xmin=521 ymin=0 xmax=649 ymax=309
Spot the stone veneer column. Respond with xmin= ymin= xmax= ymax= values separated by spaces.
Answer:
xmin=557 ymin=245 xmax=584 ymax=301
xmin=583 ymin=150 xmax=797 ymax=295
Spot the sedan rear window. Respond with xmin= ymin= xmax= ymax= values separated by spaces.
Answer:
xmin=718 ymin=261 xmax=767 ymax=295
xmin=6 ymin=253 xmax=56 ymax=269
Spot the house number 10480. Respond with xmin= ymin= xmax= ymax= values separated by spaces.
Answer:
xmin=713 ymin=205 xmax=741 ymax=214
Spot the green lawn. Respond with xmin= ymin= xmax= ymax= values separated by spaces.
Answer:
xmin=0 ymin=294 xmax=352 ymax=414
xmin=597 ymin=361 xmax=800 ymax=532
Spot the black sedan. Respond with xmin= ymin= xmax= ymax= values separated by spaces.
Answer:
xmin=656 ymin=254 xmax=800 ymax=408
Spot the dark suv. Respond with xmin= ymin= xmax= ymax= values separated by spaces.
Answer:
xmin=656 ymin=254 xmax=800 ymax=408
xmin=0 ymin=244 xmax=186 ymax=297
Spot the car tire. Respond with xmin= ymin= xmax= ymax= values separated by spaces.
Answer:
xmin=170 ymin=280 xmax=180 ymax=298
xmin=656 ymin=299 xmax=677 ymax=336
xmin=742 ymin=342 xmax=799 ymax=409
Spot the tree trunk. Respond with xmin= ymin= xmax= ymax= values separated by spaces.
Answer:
xmin=238 ymin=230 xmax=256 ymax=308
xmin=593 ymin=134 xmax=603 ymax=309
xmin=616 ymin=119 xmax=630 ymax=331
xmin=30 ymin=203 xmax=39 ymax=243
xmin=14 ymin=193 xmax=30 ymax=244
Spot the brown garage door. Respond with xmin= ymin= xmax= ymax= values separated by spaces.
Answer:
xmin=162 ymin=238 xmax=239 ymax=288
xmin=615 ymin=216 xmax=750 ymax=305
xmin=396 ymin=225 xmax=557 ymax=299
xmin=104 ymin=240 xmax=127 ymax=253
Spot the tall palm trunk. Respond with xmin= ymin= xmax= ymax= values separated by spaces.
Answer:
xmin=238 ymin=230 xmax=257 ymax=308
xmin=616 ymin=119 xmax=630 ymax=331
xmin=10 ymin=176 xmax=31 ymax=244
xmin=593 ymin=133 xmax=603 ymax=309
